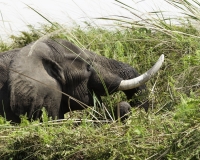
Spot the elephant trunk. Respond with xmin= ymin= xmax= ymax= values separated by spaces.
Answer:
xmin=118 ymin=54 xmax=164 ymax=91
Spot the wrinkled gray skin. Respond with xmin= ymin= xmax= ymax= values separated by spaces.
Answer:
xmin=0 ymin=48 xmax=21 ymax=122
xmin=0 ymin=39 xmax=148 ymax=123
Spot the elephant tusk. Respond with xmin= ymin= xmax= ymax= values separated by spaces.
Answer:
xmin=118 ymin=54 xmax=164 ymax=91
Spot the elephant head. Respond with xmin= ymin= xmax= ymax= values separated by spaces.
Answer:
xmin=46 ymin=39 xmax=164 ymax=116
xmin=0 ymin=38 xmax=164 ymax=122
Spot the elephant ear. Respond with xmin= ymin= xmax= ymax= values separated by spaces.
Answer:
xmin=8 ymin=42 xmax=65 ymax=118
xmin=42 ymin=58 xmax=65 ymax=85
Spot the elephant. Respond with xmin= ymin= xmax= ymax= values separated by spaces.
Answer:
xmin=0 ymin=38 xmax=164 ymax=123
xmin=0 ymin=48 xmax=22 ymax=122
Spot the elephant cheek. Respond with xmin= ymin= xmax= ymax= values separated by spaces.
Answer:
xmin=64 ymin=94 xmax=93 ymax=111
xmin=77 ymin=90 xmax=94 ymax=108
xmin=89 ymin=77 xmax=122 ymax=95
xmin=62 ymin=87 xmax=94 ymax=111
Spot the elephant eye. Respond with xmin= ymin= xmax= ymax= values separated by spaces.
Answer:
xmin=87 ymin=64 xmax=92 ymax=71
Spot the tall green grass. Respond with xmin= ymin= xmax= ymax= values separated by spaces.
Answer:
xmin=0 ymin=0 xmax=200 ymax=159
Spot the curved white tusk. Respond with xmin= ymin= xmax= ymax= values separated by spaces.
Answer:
xmin=118 ymin=54 xmax=164 ymax=91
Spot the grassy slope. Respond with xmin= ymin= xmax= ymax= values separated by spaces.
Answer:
xmin=0 ymin=22 xmax=200 ymax=159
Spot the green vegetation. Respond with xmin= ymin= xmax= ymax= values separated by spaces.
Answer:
xmin=0 ymin=0 xmax=200 ymax=159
